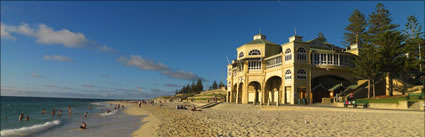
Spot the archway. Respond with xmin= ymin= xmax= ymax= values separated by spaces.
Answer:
xmin=311 ymin=75 xmax=352 ymax=103
xmin=238 ymin=83 xmax=243 ymax=104
xmin=231 ymin=84 xmax=237 ymax=103
xmin=265 ymin=76 xmax=282 ymax=104
xmin=248 ymin=81 xmax=261 ymax=104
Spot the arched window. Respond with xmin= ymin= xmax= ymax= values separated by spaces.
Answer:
xmin=285 ymin=70 xmax=292 ymax=80
xmin=296 ymin=48 xmax=306 ymax=61
xmin=285 ymin=48 xmax=292 ymax=61
xmin=248 ymin=49 xmax=261 ymax=55
xmin=297 ymin=69 xmax=307 ymax=80
xmin=239 ymin=52 xmax=244 ymax=58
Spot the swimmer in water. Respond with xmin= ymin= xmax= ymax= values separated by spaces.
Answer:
xmin=52 ymin=109 xmax=56 ymax=117
xmin=68 ymin=106 xmax=72 ymax=116
xmin=84 ymin=112 xmax=88 ymax=118
xmin=58 ymin=109 xmax=62 ymax=117
xmin=18 ymin=113 xmax=24 ymax=121
xmin=25 ymin=115 xmax=30 ymax=121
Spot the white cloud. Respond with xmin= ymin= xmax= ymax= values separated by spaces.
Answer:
xmin=43 ymin=55 xmax=72 ymax=62
xmin=31 ymin=72 xmax=43 ymax=78
xmin=119 ymin=56 xmax=168 ymax=71
xmin=98 ymin=45 xmax=115 ymax=52
xmin=35 ymin=24 xmax=87 ymax=47
xmin=1 ymin=22 xmax=114 ymax=51
xmin=164 ymin=83 xmax=179 ymax=87
xmin=118 ymin=55 xmax=203 ymax=81
xmin=82 ymin=84 xmax=96 ymax=88
xmin=1 ymin=23 xmax=16 ymax=40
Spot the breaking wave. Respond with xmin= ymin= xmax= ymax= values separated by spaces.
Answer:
xmin=99 ymin=110 xmax=118 ymax=117
xmin=0 ymin=120 xmax=61 ymax=137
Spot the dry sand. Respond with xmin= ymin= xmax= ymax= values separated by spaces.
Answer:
xmin=112 ymin=102 xmax=424 ymax=137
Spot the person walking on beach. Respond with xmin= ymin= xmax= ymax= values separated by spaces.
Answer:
xmin=18 ymin=112 xmax=24 ymax=121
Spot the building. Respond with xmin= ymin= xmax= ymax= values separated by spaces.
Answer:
xmin=226 ymin=33 xmax=360 ymax=105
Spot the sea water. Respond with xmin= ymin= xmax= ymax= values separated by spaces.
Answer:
xmin=1 ymin=96 xmax=142 ymax=137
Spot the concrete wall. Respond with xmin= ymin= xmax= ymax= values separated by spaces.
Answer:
xmin=368 ymin=102 xmax=408 ymax=110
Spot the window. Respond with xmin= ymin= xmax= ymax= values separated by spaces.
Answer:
xmin=248 ymin=49 xmax=261 ymax=55
xmin=248 ymin=60 xmax=261 ymax=70
xmin=239 ymin=52 xmax=244 ymax=58
xmin=311 ymin=53 xmax=319 ymax=64
xmin=297 ymin=69 xmax=307 ymax=80
xmin=334 ymin=54 xmax=339 ymax=65
xmin=266 ymin=57 xmax=282 ymax=69
xmin=327 ymin=54 xmax=332 ymax=64
xmin=285 ymin=48 xmax=292 ymax=61
xmin=320 ymin=54 xmax=326 ymax=64
xmin=297 ymin=48 xmax=307 ymax=60
xmin=285 ymin=70 xmax=292 ymax=80
xmin=296 ymin=48 xmax=306 ymax=61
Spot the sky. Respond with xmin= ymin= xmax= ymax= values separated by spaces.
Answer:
xmin=1 ymin=1 xmax=424 ymax=99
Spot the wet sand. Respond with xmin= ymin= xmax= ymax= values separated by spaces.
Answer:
xmin=112 ymin=101 xmax=425 ymax=137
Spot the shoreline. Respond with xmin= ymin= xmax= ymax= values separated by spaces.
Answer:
xmin=108 ymin=101 xmax=159 ymax=137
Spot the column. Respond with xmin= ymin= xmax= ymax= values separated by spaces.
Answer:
xmin=227 ymin=91 xmax=230 ymax=103
xmin=338 ymin=54 xmax=341 ymax=66
xmin=254 ymin=88 xmax=258 ymax=105
xmin=242 ymin=82 xmax=248 ymax=104
xmin=260 ymin=84 xmax=265 ymax=105
xmin=236 ymin=84 xmax=239 ymax=104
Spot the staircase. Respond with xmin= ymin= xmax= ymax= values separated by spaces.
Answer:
xmin=197 ymin=102 xmax=221 ymax=109
xmin=341 ymin=79 xmax=385 ymax=100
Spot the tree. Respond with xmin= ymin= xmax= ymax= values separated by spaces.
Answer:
xmin=368 ymin=3 xmax=402 ymax=96
xmin=219 ymin=81 xmax=225 ymax=88
xmin=317 ymin=32 xmax=327 ymax=43
xmin=344 ymin=9 xmax=368 ymax=46
xmin=353 ymin=44 xmax=382 ymax=98
xmin=374 ymin=30 xmax=406 ymax=96
xmin=191 ymin=81 xmax=197 ymax=92
xmin=196 ymin=79 xmax=203 ymax=92
xmin=403 ymin=16 xmax=424 ymax=73
xmin=368 ymin=3 xmax=399 ymax=37
xmin=212 ymin=81 xmax=218 ymax=89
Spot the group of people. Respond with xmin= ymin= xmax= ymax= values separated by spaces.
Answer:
xmin=176 ymin=105 xmax=187 ymax=110
xmin=113 ymin=104 xmax=124 ymax=110
xmin=176 ymin=104 xmax=198 ymax=111
xmin=18 ymin=112 xmax=30 ymax=121
xmin=43 ymin=107 xmax=72 ymax=118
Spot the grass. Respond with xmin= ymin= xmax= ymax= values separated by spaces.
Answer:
xmin=356 ymin=95 xmax=424 ymax=104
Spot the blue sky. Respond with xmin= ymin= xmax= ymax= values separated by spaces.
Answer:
xmin=1 ymin=1 xmax=424 ymax=99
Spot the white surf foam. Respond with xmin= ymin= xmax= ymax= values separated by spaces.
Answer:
xmin=99 ymin=110 xmax=118 ymax=117
xmin=0 ymin=120 xmax=61 ymax=137
xmin=90 ymin=102 xmax=105 ymax=106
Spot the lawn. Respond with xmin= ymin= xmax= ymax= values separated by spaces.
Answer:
xmin=356 ymin=95 xmax=424 ymax=104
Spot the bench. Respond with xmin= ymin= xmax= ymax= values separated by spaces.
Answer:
xmin=344 ymin=101 xmax=368 ymax=108
xmin=406 ymin=93 xmax=425 ymax=99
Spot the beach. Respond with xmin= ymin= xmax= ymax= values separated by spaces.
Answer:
xmin=113 ymin=101 xmax=424 ymax=137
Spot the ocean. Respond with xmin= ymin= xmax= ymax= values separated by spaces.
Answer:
xmin=0 ymin=96 xmax=142 ymax=137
